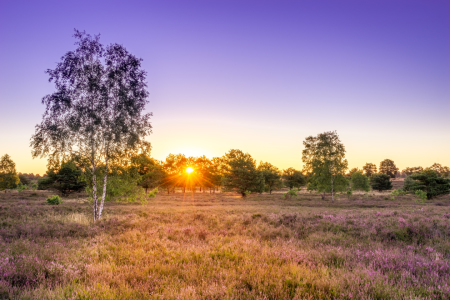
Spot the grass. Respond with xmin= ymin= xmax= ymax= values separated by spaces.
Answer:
xmin=0 ymin=189 xmax=449 ymax=299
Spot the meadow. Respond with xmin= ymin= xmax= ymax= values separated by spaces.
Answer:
xmin=0 ymin=186 xmax=449 ymax=300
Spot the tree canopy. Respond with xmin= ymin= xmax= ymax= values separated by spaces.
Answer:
xmin=258 ymin=162 xmax=282 ymax=194
xmin=379 ymin=159 xmax=398 ymax=178
xmin=370 ymin=174 xmax=392 ymax=192
xmin=362 ymin=163 xmax=377 ymax=177
xmin=30 ymin=30 xmax=151 ymax=221
xmin=282 ymin=168 xmax=306 ymax=190
xmin=0 ymin=154 xmax=20 ymax=192
xmin=302 ymin=131 xmax=348 ymax=202
xmin=221 ymin=149 xmax=264 ymax=197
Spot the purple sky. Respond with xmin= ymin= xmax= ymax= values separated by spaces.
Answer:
xmin=1 ymin=0 xmax=449 ymax=174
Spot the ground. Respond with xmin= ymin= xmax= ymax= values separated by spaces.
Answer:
xmin=0 ymin=186 xmax=449 ymax=299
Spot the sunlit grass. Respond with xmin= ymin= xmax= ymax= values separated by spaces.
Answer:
xmin=0 ymin=189 xmax=449 ymax=299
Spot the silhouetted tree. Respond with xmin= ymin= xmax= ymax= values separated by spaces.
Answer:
xmin=31 ymin=30 xmax=151 ymax=221
xmin=402 ymin=166 xmax=423 ymax=176
xmin=379 ymin=159 xmax=398 ymax=179
xmin=362 ymin=163 xmax=377 ymax=177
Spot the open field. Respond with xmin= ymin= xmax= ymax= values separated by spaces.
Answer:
xmin=0 ymin=189 xmax=450 ymax=299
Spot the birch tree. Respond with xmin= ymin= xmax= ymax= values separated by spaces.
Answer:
xmin=302 ymin=131 xmax=348 ymax=202
xmin=31 ymin=30 xmax=152 ymax=221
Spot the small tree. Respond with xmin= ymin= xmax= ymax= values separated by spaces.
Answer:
xmin=258 ymin=162 xmax=282 ymax=194
xmin=362 ymin=163 xmax=377 ymax=177
xmin=282 ymin=168 xmax=306 ymax=190
xmin=221 ymin=149 xmax=264 ymax=197
xmin=379 ymin=159 xmax=399 ymax=179
xmin=409 ymin=170 xmax=450 ymax=199
xmin=351 ymin=171 xmax=370 ymax=193
xmin=0 ymin=154 xmax=20 ymax=192
xmin=427 ymin=163 xmax=450 ymax=178
xmin=30 ymin=31 xmax=152 ymax=221
xmin=302 ymin=131 xmax=348 ymax=202
xmin=402 ymin=166 xmax=423 ymax=176
xmin=370 ymin=174 xmax=392 ymax=192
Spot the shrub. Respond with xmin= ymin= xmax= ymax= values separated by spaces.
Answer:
xmin=31 ymin=183 xmax=38 ymax=191
xmin=370 ymin=174 xmax=393 ymax=191
xmin=283 ymin=189 xmax=297 ymax=199
xmin=415 ymin=190 xmax=427 ymax=203
xmin=16 ymin=182 xmax=28 ymax=192
xmin=409 ymin=170 xmax=450 ymax=199
xmin=148 ymin=187 xmax=158 ymax=198
xmin=46 ymin=195 xmax=62 ymax=205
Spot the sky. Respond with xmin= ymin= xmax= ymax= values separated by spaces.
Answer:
xmin=0 ymin=0 xmax=449 ymax=175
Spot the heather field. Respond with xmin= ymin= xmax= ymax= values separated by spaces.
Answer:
xmin=1 ymin=188 xmax=450 ymax=300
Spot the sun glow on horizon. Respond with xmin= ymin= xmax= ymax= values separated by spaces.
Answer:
xmin=186 ymin=167 xmax=194 ymax=174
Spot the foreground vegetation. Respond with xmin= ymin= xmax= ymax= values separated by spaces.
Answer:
xmin=0 ymin=188 xmax=449 ymax=299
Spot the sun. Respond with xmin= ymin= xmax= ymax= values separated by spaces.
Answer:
xmin=186 ymin=167 xmax=194 ymax=174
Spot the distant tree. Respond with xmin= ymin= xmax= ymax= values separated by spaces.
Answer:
xmin=18 ymin=174 xmax=31 ymax=185
xmin=37 ymin=160 xmax=86 ymax=195
xmin=52 ymin=161 xmax=86 ymax=196
xmin=350 ymin=171 xmax=370 ymax=193
xmin=30 ymin=31 xmax=152 ymax=221
xmin=427 ymin=163 xmax=450 ymax=178
xmin=379 ymin=159 xmax=399 ymax=179
xmin=409 ymin=170 xmax=450 ymax=199
xmin=131 ymin=154 xmax=164 ymax=193
xmin=362 ymin=163 xmax=377 ymax=177
xmin=370 ymin=174 xmax=392 ymax=192
xmin=258 ymin=162 xmax=282 ymax=194
xmin=221 ymin=149 xmax=264 ymax=197
xmin=302 ymin=131 xmax=348 ymax=202
xmin=0 ymin=154 xmax=20 ymax=192
xmin=347 ymin=168 xmax=360 ymax=177
xmin=402 ymin=166 xmax=423 ymax=176
xmin=282 ymin=168 xmax=306 ymax=190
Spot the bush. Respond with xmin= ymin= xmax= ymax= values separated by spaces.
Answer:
xmin=283 ymin=189 xmax=297 ymax=199
xmin=415 ymin=190 xmax=427 ymax=204
xmin=370 ymin=174 xmax=393 ymax=191
xmin=46 ymin=195 xmax=62 ymax=205
xmin=409 ymin=170 xmax=450 ymax=199
xmin=16 ymin=182 xmax=28 ymax=192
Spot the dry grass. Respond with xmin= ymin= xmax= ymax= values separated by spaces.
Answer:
xmin=0 ymin=189 xmax=449 ymax=299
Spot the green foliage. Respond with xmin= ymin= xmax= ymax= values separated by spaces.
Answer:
xmin=282 ymin=168 xmax=306 ymax=190
xmin=147 ymin=187 xmax=159 ymax=198
xmin=370 ymin=174 xmax=393 ymax=192
xmin=302 ymin=131 xmax=348 ymax=202
xmin=221 ymin=150 xmax=265 ymax=197
xmin=18 ymin=174 xmax=31 ymax=185
xmin=46 ymin=195 xmax=62 ymax=205
xmin=31 ymin=183 xmax=38 ymax=191
xmin=415 ymin=190 xmax=427 ymax=204
xmin=350 ymin=171 xmax=370 ymax=192
xmin=37 ymin=161 xmax=86 ymax=195
xmin=402 ymin=166 xmax=423 ymax=176
xmin=409 ymin=170 xmax=450 ymax=199
xmin=258 ymin=162 xmax=282 ymax=194
xmin=403 ymin=176 xmax=419 ymax=192
xmin=391 ymin=189 xmax=407 ymax=197
xmin=16 ymin=182 xmax=28 ymax=193
xmin=88 ymin=165 xmax=145 ymax=203
xmin=0 ymin=154 xmax=20 ymax=191
xmin=362 ymin=163 xmax=377 ymax=177
xmin=283 ymin=189 xmax=297 ymax=199
xmin=379 ymin=159 xmax=399 ymax=178
xmin=346 ymin=189 xmax=353 ymax=199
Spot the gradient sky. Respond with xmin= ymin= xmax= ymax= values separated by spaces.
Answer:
xmin=1 ymin=0 xmax=449 ymax=174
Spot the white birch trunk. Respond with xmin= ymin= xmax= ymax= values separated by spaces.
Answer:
xmin=98 ymin=156 xmax=108 ymax=220
xmin=91 ymin=161 xmax=99 ymax=221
